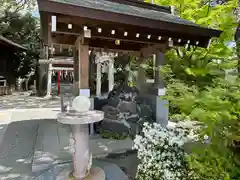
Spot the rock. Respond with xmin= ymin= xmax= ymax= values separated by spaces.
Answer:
xmin=108 ymin=97 xmax=120 ymax=107
xmin=94 ymin=97 xmax=108 ymax=110
xmin=102 ymin=106 xmax=118 ymax=114
xmin=100 ymin=84 xmax=154 ymax=138
xmin=119 ymin=101 xmax=137 ymax=114
xmin=108 ymin=84 xmax=139 ymax=102
xmin=102 ymin=106 xmax=119 ymax=120
xmin=101 ymin=119 xmax=129 ymax=135
xmin=104 ymin=114 xmax=119 ymax=121
xmin=125 ymin=115 xmax=138 ymax=123
xmin=138 ymin=104 xmax=153 ymax=118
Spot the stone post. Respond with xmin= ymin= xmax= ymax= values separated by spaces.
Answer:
xmin=96 ymin=60 xmax=102 ymax=97
xmin=155 ymin=51 xmax=168 ymax=127
xmin=45 ymin=61 xmax=52 ymax=98
xmin=136 ymin=57 xmax=146 ymax=92
xmin=154 ymin=52 xmax=165 ymax=89
xmin=108 ymin=58 xmax=114 ymax=92
xmin=45 ymin=45 xmax=54 ymax=98
xmin=95 ymin=52 xmax=115 ymax=95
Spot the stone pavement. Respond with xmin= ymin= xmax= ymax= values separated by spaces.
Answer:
xmin=0 ymin=92 xmax=61 ymax=110
xmin=0 ymin=92 xmax=135 ymax=180
xmin=0 ymin=119 xmax=134 ymax=180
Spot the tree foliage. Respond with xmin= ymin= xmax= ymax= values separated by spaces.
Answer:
xmin=141 ymin=0 xmax=240 ymax=179
xmin=0 ymin=0 xmax=39 ymax=81
xmin=147 ymin=0 xmax=238 ymax=86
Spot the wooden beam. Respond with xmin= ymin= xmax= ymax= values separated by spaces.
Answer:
xmin=89 ymin=38 xmax=144 ymax=51
xmin=52 ymin=67 xmax=74 ymax=71
xmin=52 ymin=33 xmax=144 ymax=51
xmin=39 ymin=58 xmax=73 ymax=64
xmin=54 ymin=22 xmax=210 ymax=47
xmin=54 ymin=15 xmax=210 ymax=47
xmin=52 ymin=34 xmax=77 ymax=45
xmin=56 ymin=22 xmax=169 ymax=45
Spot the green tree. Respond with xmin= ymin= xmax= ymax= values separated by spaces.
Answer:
xmin=0 ymin=0 xmax=40 ymax=85
xmin=146 ymin=0 xmax=237 ymax=86
xmin=142 ymin=0 xmax=240 ymax=179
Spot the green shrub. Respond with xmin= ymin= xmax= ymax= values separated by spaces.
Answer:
xmin=100 ymin=128 xmax=128 ymax=140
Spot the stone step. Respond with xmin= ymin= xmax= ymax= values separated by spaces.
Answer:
xmin=0 ymin=120 xmax=39 ymax=179
xmin=33 ymin=160 xmax=129 ymax=180
xmin=32 ymin=120 xmax=134 ymax=174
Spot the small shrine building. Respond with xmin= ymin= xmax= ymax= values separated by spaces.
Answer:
xmin=37 ymin=0 xmax=221 ymax=99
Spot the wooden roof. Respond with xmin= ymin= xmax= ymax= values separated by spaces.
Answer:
xmin=38 ymin=0 xmax=222 ymax=50
xmin=0 ymin=35 xmax=26 ymax=50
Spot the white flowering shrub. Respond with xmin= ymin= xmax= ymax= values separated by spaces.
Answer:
xmin=133 ymin=122 xmax=194 ymax=180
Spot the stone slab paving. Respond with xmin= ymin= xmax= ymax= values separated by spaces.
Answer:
xmin=0 ymin=92 xmax=61 ymax=110
xmin=99 ymin=151 xmax=138 ymax=180
xmin=32 ymin=120 xmax=72 ymax=173
xmin=0 ymin=92 xmax=135 ymax=179
xmin=32 ymin=119 xmax=134 ymax=173
xmin=0 ymin=119 xmax=133 ymax=180
xmin=0 ymin=120 xmax=40 ymax=180
xmin=0 ymin=124 xmax=9 ymax=147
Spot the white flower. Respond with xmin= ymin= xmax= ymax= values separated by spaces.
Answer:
xmin=204 ymin=135 xmax=209 ymax=140
xmin=133 ymin=122 xmax=194 ymax=180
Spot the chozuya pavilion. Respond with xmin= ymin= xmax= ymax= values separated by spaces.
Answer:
xmin=37 ymin=0 xmax=221 ymax=98
xmin=37 ymin=0 xmax=221 ymax=179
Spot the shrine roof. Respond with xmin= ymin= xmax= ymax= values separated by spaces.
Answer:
xmin=38 ymin=0 xmax=221 ymax=38
xmin=51 ymin=0 xmax=197 ymax=27
xmin=0 ymin=35 xmax=26 ymax=50
xmin=38 ymin=0 xmax=223 ymax=50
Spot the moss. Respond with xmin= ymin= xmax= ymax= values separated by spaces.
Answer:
xmin=100 ymin=128 xmax=128 ymax=140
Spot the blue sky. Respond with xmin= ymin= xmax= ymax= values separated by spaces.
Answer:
xmin=227 ymin=41 xmax=236 ymax=48
xmin=32 ymin=11 xmax=39 ymax=17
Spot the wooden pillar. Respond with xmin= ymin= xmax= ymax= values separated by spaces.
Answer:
xmin=80 ymin=45 xmax=89 ymax=89
xmin=40 ymin=12 xmax=52 ymax=98
xmin=74 ymin=37 xmax=89 ymax=96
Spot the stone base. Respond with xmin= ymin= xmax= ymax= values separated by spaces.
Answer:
xmin=43 ymin=94 xmax=52 ymax=100
xmin=34 ymin=160 xmax=130 ymax=180
xmin=69 ymin=167 xmax=105 ymax=180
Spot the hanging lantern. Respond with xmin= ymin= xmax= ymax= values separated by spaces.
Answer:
xmin=115 ymin=39 xmax=120 ymax=45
